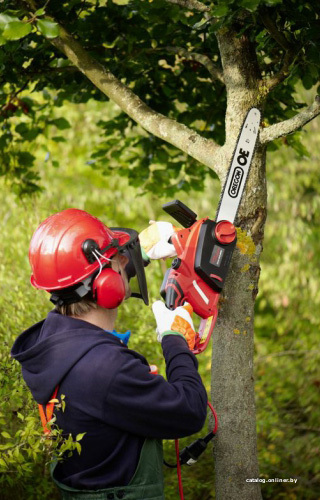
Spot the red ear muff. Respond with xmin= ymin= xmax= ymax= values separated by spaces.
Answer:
xmin=92 ymin=268 xmax=126 ymax=309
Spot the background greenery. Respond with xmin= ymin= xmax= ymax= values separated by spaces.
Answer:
xmin=1 ymin=0 xmax=320 ymax=197
xmin=0 ymin=90 xmax=319 ymax=499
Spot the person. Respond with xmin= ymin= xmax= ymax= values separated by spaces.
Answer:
xmin=11 ymin=208 xmax=208 ymax=500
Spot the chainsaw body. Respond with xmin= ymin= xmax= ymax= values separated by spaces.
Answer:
xmin=160 ymin=201 xmax=237 ymax=354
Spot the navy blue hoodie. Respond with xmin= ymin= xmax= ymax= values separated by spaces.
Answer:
xmin=11 ymin=310 xmax=207 ymax=490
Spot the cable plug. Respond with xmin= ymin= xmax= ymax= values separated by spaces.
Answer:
xmin=179 ymin=432 xmax=214 ymax=466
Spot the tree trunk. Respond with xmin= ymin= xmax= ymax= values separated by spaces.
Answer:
xmin=210 ymin=27 xmax=267 ymax=500
xmin=211 ymin=149 xmax=266 ymax=500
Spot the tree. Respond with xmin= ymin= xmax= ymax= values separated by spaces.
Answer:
xmin=0 ymin=1 xmax=319 ymax=498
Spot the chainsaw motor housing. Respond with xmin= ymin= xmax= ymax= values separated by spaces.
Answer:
xmin=194 ymin=218 xmax=237 ymax=293
xmin=160 ymin=200 xmax=237 ymax=352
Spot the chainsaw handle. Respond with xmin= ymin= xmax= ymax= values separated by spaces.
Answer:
xmin=192 ymin=312 xmax=218 ymax=355
xmin=160 ymin=267 xmax=217 ymax=355
xmin=160 ymin=269 xmax=186 ymax=310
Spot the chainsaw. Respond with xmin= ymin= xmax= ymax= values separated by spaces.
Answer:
xmin=160 ymin=108 xmax=261 ymax=355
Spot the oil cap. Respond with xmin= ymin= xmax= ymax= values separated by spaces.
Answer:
xmin=215 ymin=221 xmax=236 ymax=244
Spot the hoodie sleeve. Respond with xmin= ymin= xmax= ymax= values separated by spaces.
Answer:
xmin=103 ymin=335 xmax=208 ymax=439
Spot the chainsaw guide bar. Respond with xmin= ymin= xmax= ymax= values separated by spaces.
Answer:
xmin=216 ymin=107 xmax=261 ymax=224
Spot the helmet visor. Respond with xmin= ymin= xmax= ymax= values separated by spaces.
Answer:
xmin=109 ymin=228 xmax=149 ymax=305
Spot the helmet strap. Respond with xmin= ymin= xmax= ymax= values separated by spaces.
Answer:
xmin=50 ymin=248 xmax=116 ymax=307
xmin=49 ymin=277 xmax=92 ymax=307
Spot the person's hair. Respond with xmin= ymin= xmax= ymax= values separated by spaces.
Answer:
xmin=55 ymin=297 xmax=98 ymax=317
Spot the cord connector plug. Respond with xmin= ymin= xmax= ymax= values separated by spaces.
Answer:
xmin=179 ymin=432 xmax=214 ymax=466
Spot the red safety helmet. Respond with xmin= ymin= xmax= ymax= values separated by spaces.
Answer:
xmin=29 ymin=209 xmax=148 ymax=308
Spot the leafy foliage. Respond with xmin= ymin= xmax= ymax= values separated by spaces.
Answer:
xmin=0 ymin=0 xmax=319 ymax=194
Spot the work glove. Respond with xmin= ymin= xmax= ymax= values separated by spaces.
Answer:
xmin=139 ymin=221 xmax=177 ymax=260
xmin=152 ymin=300 xmax=196 ymax=350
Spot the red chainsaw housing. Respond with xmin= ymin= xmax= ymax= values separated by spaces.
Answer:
xmin=161 ymin=217 xmax=237 ymax=354
xmin=168 ymin=218 xmax=220 ymax=318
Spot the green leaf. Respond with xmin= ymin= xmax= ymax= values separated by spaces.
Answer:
xmin=302 ymin=73 xmax=314 ymax=90
xmin=76 ymin=433 xmax=86 ymax=441
xmin=35 ymin=8 xmax=46 ymax=17
xmin=15 ymin=123 xmax=28 ymax=135
xmin=2 ymin=21 xmax=32 ymax=41
xmin=52 ymin=136 xmax=66 ymax=142
xmin=0 ymin=13 xmax=18 ymax=30
xmin=36 ymin=19 xmax=60 ymax=39
xmin=50 ymin=117 xmax=71 ymax=130
xmin=240 ymin=0 xmax=260 ymax=11
xmin=17 ymin=151 xmax=35 ymax=167
xmin=212 ymin=4 xmax=229 ymax=17
xmin=1 ymin=431 xmax=11 ymax=439
xmin=287 ymin=134 xmax=310 ymax=158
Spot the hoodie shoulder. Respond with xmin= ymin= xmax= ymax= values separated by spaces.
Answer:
xmin=10 ymin=311 xmax=127 ymax=404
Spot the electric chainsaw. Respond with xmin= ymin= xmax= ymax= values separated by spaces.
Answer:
xmin=160 ymin=108 xmax=261 ymax=355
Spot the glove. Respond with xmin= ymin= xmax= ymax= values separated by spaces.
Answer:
xmin=152 ymin=300 xmax=196 ymax=350
xmin=139 ymin=221 xmax=177 ymax=260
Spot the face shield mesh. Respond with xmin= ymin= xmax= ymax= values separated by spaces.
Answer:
xmin=109 ymin=228 xmax=149 ymax=305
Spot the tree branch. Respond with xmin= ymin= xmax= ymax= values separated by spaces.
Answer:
xmin=166 ymin=46 xmax=224 ymax=83
xmin=259 ymin=8 xmax=298 ymax=92
xmin=260 ymin=96 xmax=320 ymax=144
xmin=263 ymin=49 xmax=295 ymax=92
xmin=256 ymin=349 xmax=320 ymax=363
xmin=45 ymin=25 xmax=222 ymax=175
xmin=259 ymin=7 xmax=292 ymax=52
xmin=165 ymin=0 xmax=210 ymax=12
